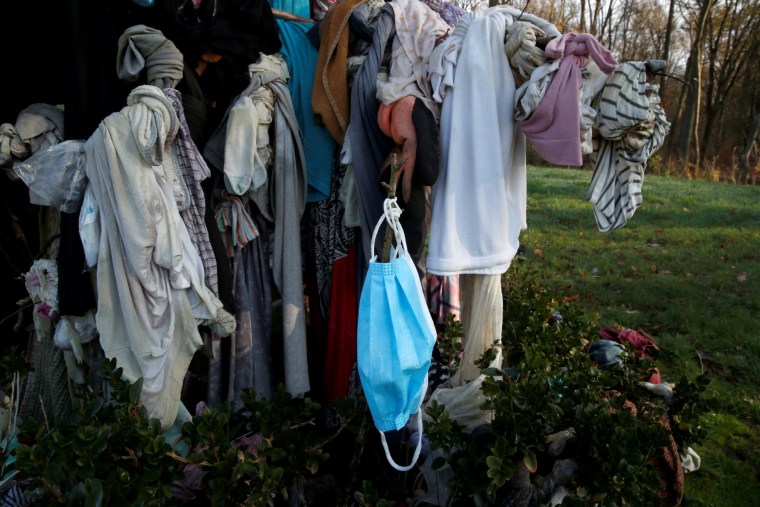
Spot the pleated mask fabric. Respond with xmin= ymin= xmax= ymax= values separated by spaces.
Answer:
xmin=357 ymin=197 xmax=436 ymax=471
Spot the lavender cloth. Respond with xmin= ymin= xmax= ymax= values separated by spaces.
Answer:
xmin=518 ymin=33 xmax=617 ymax=166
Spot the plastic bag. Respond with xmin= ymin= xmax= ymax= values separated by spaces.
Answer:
xmin=13 ymin=140 xmax=87 ymax=212
xmin=78 ymin=184 xmax=101 ymax=269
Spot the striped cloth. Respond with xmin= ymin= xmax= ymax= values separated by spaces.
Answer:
xmin=426 ymin=273 xmax=461 ymax=325
xmin=164 ymin=88 xmax=219 ymax=295
xmin=586 ymin=62 xmax=670 ymax=232
xmin=215 ymin=193 xmax=259 ymax=258
xmin=597 ymin=62 xmax=651 ymax=141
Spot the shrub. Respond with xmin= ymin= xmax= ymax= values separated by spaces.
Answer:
xmin=423 ymin=259 xmax=712 ymax=505
xmin=12 ymin=358 xmax=182 ymax=506
xmin=4 ymin=260 xmax=712 ymax=506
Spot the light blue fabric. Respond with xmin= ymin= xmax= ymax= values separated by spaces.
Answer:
xmin=589 ymin=339 xmax=625 ymax=369
xmin=276 ymin=19 xmax=336 ymax=202
xmin=357 ymin=199 xmax=436 ymax=435
xmin=268 ymin=0 xmax=311 ymax=19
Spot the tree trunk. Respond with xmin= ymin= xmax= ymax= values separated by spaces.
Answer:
xmin=738 ymin=51 xmax=760 ymax=183
xmin=737 ymin=112 xmax=759 ymax=183
xmin=677 ymin=0 xmax=714 ymax=164
xmin=579 ymin=0 xmax=586 ymax=32
xmin=659 ymin=0 xmax=677 ymax=96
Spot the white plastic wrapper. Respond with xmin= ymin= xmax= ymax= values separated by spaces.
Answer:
xmin=13 ymin=140 xmax=87 ymax=212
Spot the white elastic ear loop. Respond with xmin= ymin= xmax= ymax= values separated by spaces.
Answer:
xmin=379 ymin=374 xmax=428 ymax=472
xmin=384 ymin=197 xmax=408 ymax=256
xmin=369 ymin=197 xmax=405 ymax=261
xmin=380 ymin=409 xmax=424 ymax=472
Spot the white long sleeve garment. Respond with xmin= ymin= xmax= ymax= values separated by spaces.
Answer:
xmin=426 ymin=7 xmax=527 ymax=276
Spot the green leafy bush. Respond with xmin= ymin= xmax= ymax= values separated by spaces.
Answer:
xmin=4 ymin=259 xmax=712 ymax=506
xmin=12 ymin=358 xmax=182 ymax=506
xmin=424 ymin=259 xmax=712 ymax=505
xmin=178 ymin=385 xmax=362 ymax=506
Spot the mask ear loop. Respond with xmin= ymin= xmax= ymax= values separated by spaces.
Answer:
xmin=378 ymin=374 xmax=428 ymax=472
xmin=380 ymin=409 xmax=424 ymax=472
xmin=369 ymin=197 xmax=405 ymax=261
xmin=370 ymin=198 xmax=424 ymax=471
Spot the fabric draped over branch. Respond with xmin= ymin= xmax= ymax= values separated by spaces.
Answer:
xmin=586 ymin=62 xmax=670 ymax=232
xmin=116 ymin=24 xmax=184 ymax=89
xmin=83 ymin=85 xmax=232 ymax=430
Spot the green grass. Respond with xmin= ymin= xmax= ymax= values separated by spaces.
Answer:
xmin=519 ymin=166 xmax=760 ymax=506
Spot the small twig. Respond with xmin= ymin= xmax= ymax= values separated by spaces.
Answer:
xmin=39 ymin=395 xmax=50 ymax=433
xmin=289 ymin=419 xmax=316 ymax=431
xmin=517 ymin=0 xmax=532 ymax=20
xmin=696 ymin=350 xmax=705 ymax=374
xmin=165 ymin=450 xmax=195 ymax=465
xmin=652 ymin=71 xmax=691 ymax=88
xmin=271 ymin=8 xmax=315 ymax=24
xmin=0 ymin=300 xmax=33 ymax=328
xmin=381 ymin=151 xmax=405 ymax=262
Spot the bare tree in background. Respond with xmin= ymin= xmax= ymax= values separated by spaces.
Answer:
xmin=660 ymin=0 xmax=678 ymax=97
xmin=699 ymin=0 xmax=760 ymax=165
xmin=737 ymin=60 xmax=759 ymax=182
xmin=457 ymin=0 xmax=487 ymax=11
xmin=674 ymin=0 xmax=714 ymax=165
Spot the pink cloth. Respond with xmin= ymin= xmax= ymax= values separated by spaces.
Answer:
xmin=519 ymin=33 xmax=617 ymax=166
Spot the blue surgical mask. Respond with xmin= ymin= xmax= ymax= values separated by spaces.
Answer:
xmin=357 ymin=198 xmax=437 ymax=471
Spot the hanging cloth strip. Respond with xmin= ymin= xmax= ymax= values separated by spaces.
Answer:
xmin=254 ymin=54 xmax=311 ymax=397
xmin=163 ymin=88 xmax=220 ymax=296
xmin=215 ymin=191 xmax=260 ymax=258
xmin=586 ymin=61 xmax=670 ymax=232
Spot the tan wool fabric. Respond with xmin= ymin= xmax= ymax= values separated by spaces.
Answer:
xmin=312 ymin=0 xmax=366 ymax=144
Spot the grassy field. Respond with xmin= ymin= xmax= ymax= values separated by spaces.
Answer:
xmin=517 ymin=166 xmax=760 ymax=506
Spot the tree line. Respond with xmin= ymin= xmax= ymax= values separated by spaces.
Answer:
xmin=470 ymin=0 xmax=759 ymax=183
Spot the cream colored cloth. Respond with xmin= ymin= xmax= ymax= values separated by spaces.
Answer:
xmin=424 ymin=274 xmax=503 ymax=431
xmin=427 ymin=11 xmax=472 ymax=104
xmin=222 ymin=55 xmax=279 ymax=195
xmin=84 ymin=85 xmax=231 ymax=429
xmin=376 ymin=0 xmax=449 ymax=116
xmin=504 ymin=20 xmax=550 ymax=86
